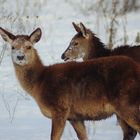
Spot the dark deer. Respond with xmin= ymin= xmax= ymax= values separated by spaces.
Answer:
xmin=1 ymin=27 xmax=140 ymax=140
xmin=61 ymin=22 xmax=140 ymax=62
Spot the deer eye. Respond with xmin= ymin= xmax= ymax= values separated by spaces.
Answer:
xmin=12 ymin=46 xmax=15 ymax=50
xmin=27 ymin=46 xmax=32 ymax=49
xmin=74 ymin=42 xmax=78 ymax=46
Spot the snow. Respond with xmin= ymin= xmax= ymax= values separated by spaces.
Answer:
xmin=0 ymin=0 xmax=140 ymax=139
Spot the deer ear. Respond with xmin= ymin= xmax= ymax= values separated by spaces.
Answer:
xmin=30 ymin=28 xmax=42 ymax=44
xmin=0 ymin=27 xmax=16 ymax=44
xmin=79 ymin=22 xmax=89 ymax=38
xmin=72 ymin=22 xmax=81 ymax=33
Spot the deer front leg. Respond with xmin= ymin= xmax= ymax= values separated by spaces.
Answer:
xmin=117 ymin=116 xmax=137 ymax=140
xmin=51 ymin=110 xmax=69 ymax=140
xmin=70 ymin=120 xmax=88 ymax=140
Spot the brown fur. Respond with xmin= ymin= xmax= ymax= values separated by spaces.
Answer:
xmin=61 ymin=23 xmax=140 ymax=140
xmin=1 ymin=27 xmax=140 ymax=140
xmin=16 ymin=55 xmax=140 ymax=140
xmin=61 ymin=22 xmax=140 ymax=63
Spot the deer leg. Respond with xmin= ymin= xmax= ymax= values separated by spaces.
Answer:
xmin=117 ymin=116 xmax=137 ymax=140
xmin=122 ymin=115 xmax=140 ymax=134
xmin=51 ymin=118 xmax=66 ymax=140
xmin=51 ymin=111 xmax=69 ymax=140
xmin=70 ymin=120 xmax=88 ymax=140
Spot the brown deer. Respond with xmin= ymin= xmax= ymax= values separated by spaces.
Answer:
xmin=61 ymin=22 xmax=140 ymax=62
xmin=61 ymin=22 xmax=140 ymax=140
xmin=0 ymin=27 xmax=140 ymax=140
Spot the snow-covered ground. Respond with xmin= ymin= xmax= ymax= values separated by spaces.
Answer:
xmin=0 ymin=0 xmax=140 ymax=139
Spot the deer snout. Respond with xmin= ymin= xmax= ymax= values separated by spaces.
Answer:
xmin=61 ymin=53 xmax=65 ymax=60
xmin=61 ymin=53 xmax=69 ymax=61
xmin=17 ymin=55 xmax=25 ymax=61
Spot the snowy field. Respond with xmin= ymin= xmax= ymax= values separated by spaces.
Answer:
xmin=0 ymin=0 xmax=140 ymax=140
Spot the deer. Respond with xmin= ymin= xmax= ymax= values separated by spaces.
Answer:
xmin=61 ymin=22 xmax=140 ymax=62
xmin=61 ymin=22 xmax=140 ymax=139
xmin=0 ymin=27 xmax=140 ymax=140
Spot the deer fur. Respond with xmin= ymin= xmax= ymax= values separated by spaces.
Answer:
xmin=1 ymin=27 xmax=140 ymax=140
xmin=61 ymin=22 xmax=140 ymax=62
xmin=61 ymin=22 xmax=140 ymax=140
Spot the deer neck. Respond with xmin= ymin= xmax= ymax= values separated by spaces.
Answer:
xmin=86 ymin=37 xmax=110 ymax=60
xmin=14 ymin=51 xmax=44 ymax=97
xmin=95 ymin=45 xmax=111 ymax=58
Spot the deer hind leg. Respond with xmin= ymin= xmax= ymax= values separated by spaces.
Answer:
xmin=116 ymin=103 xmax=140 ymax=138
xmin=123 ymin=115 xmax=140 ymax=134
xmin=117 ymin=116 xmax=137 ymax=140
xmin=70 ymin=120 xmax=88 ymax=140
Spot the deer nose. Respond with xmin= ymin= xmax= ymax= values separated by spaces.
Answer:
xmin=17 ymin=55 xmax=25 ymax=61
xmin=61 ymin=53 xmax=65 ymax=60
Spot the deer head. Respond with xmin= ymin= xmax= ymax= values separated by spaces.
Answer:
xmin=61 ymin=22 xmax=91 ymax=61
xmin=0 ymin=27 xmax=42 ymax=66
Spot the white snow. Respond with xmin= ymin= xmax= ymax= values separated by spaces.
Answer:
xmin=0 ymin=0 xmax=140 ymax=140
